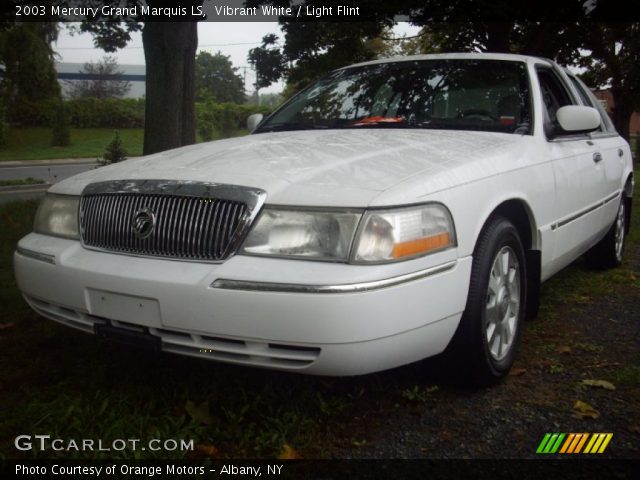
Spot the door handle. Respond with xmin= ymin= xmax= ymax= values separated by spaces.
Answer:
xmin=593 ymin=152 xmax=603 ymax=163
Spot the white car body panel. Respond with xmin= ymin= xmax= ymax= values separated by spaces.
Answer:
xmin=14 ymin=53 xmax=634 ymax=376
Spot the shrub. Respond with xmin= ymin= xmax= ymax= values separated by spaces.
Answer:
xmin=0 ymin=99 xmax=7 ymax=149
xmin=100 ymin=131 xmax=128 ymax=165
xmin=50 ymin=102 xmax=71 ymax=146
xmin=196 ymin=101 xmax=272 ymax=141
xmin=8 ymin=97 xmax=145 ymax=128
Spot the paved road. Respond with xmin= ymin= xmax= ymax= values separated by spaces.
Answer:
xmin=0 ymin=159 xmax=99 ymax=204
xmin=0 ymin=161 xmax=99 ymax=183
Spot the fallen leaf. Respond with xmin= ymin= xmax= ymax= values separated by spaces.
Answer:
xmin=556 ymin=346 xmax=572 ymax=354
xmin=509 ymin=367 xmax=527 ymax=376
xmin=185 ymin=400 xmax=213 ymax=425
xmin=580 ymin=379 xmax=616 ymax=391
xmin=572 ymin=400 xmax=600 ymax=419
xmin=278 ymin=444 xmax=301 ymax=460
xmin=0 ymin=322 xmax=15 ymax=331
xmin=195 ymin=444 xmax=219 ymax=457
xmin=628 ymin=425 xmax=640 ymax=434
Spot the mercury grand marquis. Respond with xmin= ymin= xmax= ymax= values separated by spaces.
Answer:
xmin=14 ymin=53 xmax=634 ymax=385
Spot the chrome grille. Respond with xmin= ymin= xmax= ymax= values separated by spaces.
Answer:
xmin=79 ymin=180 xmax=266 ymax=261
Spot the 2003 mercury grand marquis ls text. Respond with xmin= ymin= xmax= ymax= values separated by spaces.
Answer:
xmin=14 ymin=54 xmax=634 ymax=385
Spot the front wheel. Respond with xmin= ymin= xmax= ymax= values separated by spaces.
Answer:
xmin=444 ymin=216 xmax=527 ymax=386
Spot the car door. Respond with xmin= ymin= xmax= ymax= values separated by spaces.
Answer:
xmin=568 ymin=75 xmax=626 ymax=230
xmin=536 ymin=66 xmax=607 ymax=274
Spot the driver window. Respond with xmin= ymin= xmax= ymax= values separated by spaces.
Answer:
xmin=536 ymin=67 xmax=573 ymax=125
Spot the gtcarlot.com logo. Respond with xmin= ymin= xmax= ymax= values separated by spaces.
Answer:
xmin=536 ymin=433 xmax=613 ymax=454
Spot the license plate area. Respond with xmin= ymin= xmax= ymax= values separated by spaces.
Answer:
xmin=95 ymin=323 xmax=161 ymax=351
xmin=86 ymin=289 xmax=161 ymax=328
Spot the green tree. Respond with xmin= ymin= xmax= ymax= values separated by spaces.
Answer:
xmin=195 ymin=51 xmax=245 ymax=103
xmin=65 ymin=56 xmax=132 ymax=99
xmin=101 ymin=131 xmax=128 ymax=165
xmin=571 ymin=23 xmax=640 ymax=142
xmin=248 ymin=23 xmax=391 ymax=94
xmin=0 ymin=22 xmax=61 ymax=120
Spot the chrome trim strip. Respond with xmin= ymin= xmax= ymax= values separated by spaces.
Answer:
xmin=211 ymin=260 xmax=457 ymax=294
xmin=552 ymin=191 xmax=621 ymax=230
xmin=603 ymin=190 xmax=621 ymax=205
xmin=16 ymin=246 xmax=56 ymax=265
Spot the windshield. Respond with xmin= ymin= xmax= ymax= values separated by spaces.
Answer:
xmin=256 ymin=59 xmax=532 ymax=135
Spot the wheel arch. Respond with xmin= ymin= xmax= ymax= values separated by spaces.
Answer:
xmin=474 ymin=198 xmax=541 ymax=320
xmin=624 ymin=173 xmax=633 ymax=236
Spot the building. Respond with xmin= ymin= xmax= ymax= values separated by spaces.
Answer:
xmin=56 ymin=62 xmax=146 ymax=99
xmin=593 ymin=90 xmax=640 ymax=137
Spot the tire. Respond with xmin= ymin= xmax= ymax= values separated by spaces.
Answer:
xmin=444 ymin=216 xmax=527 ymax=386
xmin=585 ymin=198 xmax=627 ymax=269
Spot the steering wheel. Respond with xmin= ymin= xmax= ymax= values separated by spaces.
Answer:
xmin=458 ymin=109 xmax=497 ymax=122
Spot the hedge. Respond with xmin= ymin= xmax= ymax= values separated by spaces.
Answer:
xmin=196 ymin=102 xmax=272 ymax=141
xmin=8 ymin=98 xmax=272 ymax=137
xmin=9 ymin=97 xmax=145 ymax=128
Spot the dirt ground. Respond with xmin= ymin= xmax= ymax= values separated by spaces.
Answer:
xmin=324 ymin=244 xmax=640 ymax=459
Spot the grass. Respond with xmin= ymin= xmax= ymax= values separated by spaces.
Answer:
xmin=0 ymin=171 xmax=638 ymax=460
xmin=0 ymin=128 xmax=144 ymax=162
xmin=0 ymin=177 xmax=45 ymax=187
xmin=0 ymin=127 xmax=249 ymax=162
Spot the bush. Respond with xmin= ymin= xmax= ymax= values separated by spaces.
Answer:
xmin=196 ymin=102 xmax=272 ymax=141
xmin=100 ymin=131 xmax=128 ymax=165
xmin=0 ymin=99 xmax=7 ymax=149
xmin=50 ymin=102 xmax=71 ymax=147
xmin=67 ymin=98 xmax=144 ymax=128
xmin=8 ymin=97 xmax=145 ymax=128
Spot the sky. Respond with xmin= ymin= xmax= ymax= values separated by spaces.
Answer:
xmin=53 ymin=22 xmax=421 ymax=94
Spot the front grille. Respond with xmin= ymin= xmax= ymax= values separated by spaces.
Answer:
xmin=79 ymin=180 xmax=266 ymax=261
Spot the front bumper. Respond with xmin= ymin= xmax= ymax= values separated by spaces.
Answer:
xmin=14 ymin=233 xmax=472 ymax=375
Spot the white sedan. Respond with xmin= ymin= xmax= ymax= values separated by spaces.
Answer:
xmin=14 ymin=53 xmax=634 ymax=385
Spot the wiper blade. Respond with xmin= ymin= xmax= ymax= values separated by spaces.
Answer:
xmin=255 ymin=123 xmax=328 ymax=133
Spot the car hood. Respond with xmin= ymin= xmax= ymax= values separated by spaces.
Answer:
xmin=50 ymin=129 xmax=528 ymax=207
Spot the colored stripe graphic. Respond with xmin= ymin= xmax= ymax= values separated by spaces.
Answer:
xmin=584 ymin=433 xmax=614 ymax=453
xmin=537 ymin=433 xmax=612 ymax=454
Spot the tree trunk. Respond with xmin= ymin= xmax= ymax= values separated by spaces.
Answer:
xmin=142 ymin=22 xmax=197 ymax=155
xmin=611 ymin=89 xmax=633 ymax=142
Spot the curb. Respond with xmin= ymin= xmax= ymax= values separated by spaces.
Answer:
xmin=0 ymin=183 xmax=51 ymax=193
xmin=0 ymin=158 xmax=100 ymax=168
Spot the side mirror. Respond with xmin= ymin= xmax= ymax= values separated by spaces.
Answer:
xmin=555 ymin=105 xmax=601 ymax=133
xmin=247 ymin=113 xmax=264 ymax=133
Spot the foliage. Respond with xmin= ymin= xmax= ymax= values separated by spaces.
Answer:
xmin=9 ymin=98 xmax=145 ymax=129
xmin=196 ymin=102 xmax=271 ymax=142
xmin=0 ymin=98 xmax=7 ymax=149
xmin=100 ymin=131 xmax=128 ymax=165
xmin=195 ymin=51 xmax=245 ymax=104
xmin=248 ymin=23 xmax=392 ymax=93
xmin=50 ymin=102 xmax=71 ymax=147
xmin=248 ymin=34 xmax=288 ymax=90
xmin=572 ymin=23 xmax=640 ymax=141
xmin=0 ymin=177 xmax=45 ymax=187
xmin=65 ymin=56 xmax=132 ymax=100
xmin=247 ymin=91 xmax=285 ymax=110
xmin=0 ymin=22 xmax=61 ymax=120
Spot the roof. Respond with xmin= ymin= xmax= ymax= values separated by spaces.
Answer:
xmin=343 ymin=52 xmax=554 ymax=69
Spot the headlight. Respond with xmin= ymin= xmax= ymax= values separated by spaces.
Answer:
xmin=241 ymin=208 xmax=361 ymax=261
xmin=34 ymin=194 xmax=80 ymax=239
xmin=352 ymin=204 xmax=456 ymax=263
